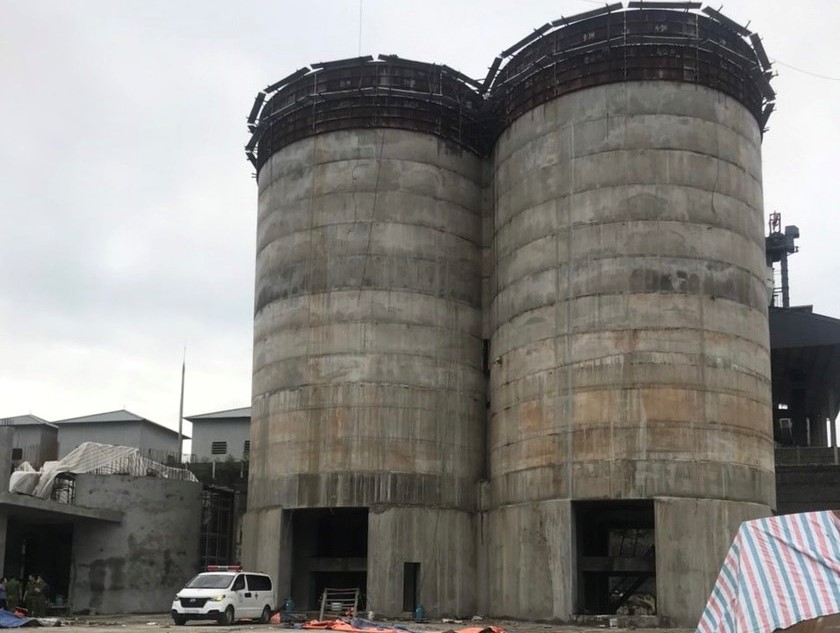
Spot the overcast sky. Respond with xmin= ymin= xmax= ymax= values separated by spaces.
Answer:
xmin=1 ymin=0 xmax=838 ymax=436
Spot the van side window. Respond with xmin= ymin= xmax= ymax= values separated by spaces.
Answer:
xmin=246 ymin=574 xmax=272 ymax=591
xmin=232 ymin=575 xmax=245 ymax=591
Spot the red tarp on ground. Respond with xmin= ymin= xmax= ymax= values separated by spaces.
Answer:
xmin=297 ymin=618 xmax=507 ymax=633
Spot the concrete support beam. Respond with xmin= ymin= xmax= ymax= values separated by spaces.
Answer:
xmin=655 ymin=497 xmax=771 ymax=627
xmin=481 ymin=499 xmax=573 ymax=621
xmin=242 ymin=507 xmax=288 ymax=605
xmin=367 ymin=507 xmax=475 ymax=618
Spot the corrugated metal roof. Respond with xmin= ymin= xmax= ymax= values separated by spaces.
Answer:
xmin=184 ymin=406 xmax=251 ymax=422
xmin=0 ymin=414 xmax=58 ymax=429
xmin=54 ymin=409 xmax=189 ymax=439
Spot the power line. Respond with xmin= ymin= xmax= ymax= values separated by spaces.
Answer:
xmin=772 ymin=58 xmax=840 ymax=82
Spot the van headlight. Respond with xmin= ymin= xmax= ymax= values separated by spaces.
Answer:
xmin=211 ymin=595 xmax=226 ymax=602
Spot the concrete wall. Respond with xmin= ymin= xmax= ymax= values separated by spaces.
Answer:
xmin=249 ymin=128 xmax=485 ymax=512
xmin=479 ymin=500 xmax=573 ymax=621
xmin=70 ymin=474 xmax=201 ymax=614
xmin=192 ymin=419 xmax=251 ymax=460
xmin=655 ymin=497 xmax=771 ymax=627
xmin=367 ymin=507 xmax=476 ymax=617
xmin=488 ymin=82 xmax=774 ymax=508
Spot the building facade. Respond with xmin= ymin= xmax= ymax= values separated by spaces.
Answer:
xmin=55 ymin=410 xmax=186 ymax=462
xmin=186 ymin=407 xmax=251 ymax=461
xmin=0 ymin=415 xmax=58 ymax=469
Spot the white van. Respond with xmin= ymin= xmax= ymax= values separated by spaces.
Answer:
xmin=171 ymin=566 xmax=275 ymax=625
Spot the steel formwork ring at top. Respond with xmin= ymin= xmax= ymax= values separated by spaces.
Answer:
xmin=244 ymin=3 xmax=775 ymax=167
xmin=483 ymin=2 xmax=775 ymax=140
xmin=246 ymin=55 xmax=487 ymax=171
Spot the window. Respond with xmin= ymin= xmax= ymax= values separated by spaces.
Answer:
xmin=11 ymin=448 xmax=22 ymax=460
xmin=246 ymin=574 xmax=272 ymax=591
xmin=231 ymin=575 xmax=245 ymax=591
xmin=243 ymin=440 xmax=251 ymax=457
xmin=211 ymin=441 xmax=227 ymax=455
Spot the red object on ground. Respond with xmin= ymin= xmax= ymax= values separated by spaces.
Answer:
xmin=301 ymin=619 xmax=507 ymax=633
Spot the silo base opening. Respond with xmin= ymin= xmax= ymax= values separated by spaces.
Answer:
xmin=290 ymin=508 xmax=368 ymax=611
xmin=574 ymin=501 xmax=656 ymax=616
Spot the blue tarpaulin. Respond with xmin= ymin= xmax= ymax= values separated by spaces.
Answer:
xmin=0 ymin=610 xmax=34 ymax=628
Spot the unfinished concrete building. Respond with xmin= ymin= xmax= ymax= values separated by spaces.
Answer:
xmin=242 ymin=3 xmax=776 ymax=626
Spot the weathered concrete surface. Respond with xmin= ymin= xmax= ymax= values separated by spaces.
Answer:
xmin=654 ymin=497 xmax=770 ymax=627
xmin=250 ymin=128 xmax=485 ymax=513
xmin=367 ymin=506 xmax=476 ymax=617
xmin=488 ymin=82 xmax=774 ymax=508
xmin=241 ymin=506 xmax=286 ymax=604
xmin=479 ymin=500 xmax=573 ymax=621
xmin=70 ymin=474 xmax=201 ymax=614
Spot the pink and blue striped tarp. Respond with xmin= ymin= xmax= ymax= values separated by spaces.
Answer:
xmin=697 ymin=511 xmax=840 ymax=633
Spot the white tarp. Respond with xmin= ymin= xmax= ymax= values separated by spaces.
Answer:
xmin=9 ymin=442 xmax=197 ymax=499
xmin=8 ymin=461 xmax=39 ymax=495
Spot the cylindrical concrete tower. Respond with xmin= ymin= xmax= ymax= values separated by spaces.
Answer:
xmin=243 ymin=57 xmax=486 ymax=616
xmin=482 ymin=5 xmax=776 ymax=624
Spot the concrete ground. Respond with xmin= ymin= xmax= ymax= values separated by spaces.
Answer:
xmin=51 ymin=613 xmax=691 ymax=633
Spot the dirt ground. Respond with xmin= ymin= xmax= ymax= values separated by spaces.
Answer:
xmin=49 ymin=614 xmax=691 ymax=633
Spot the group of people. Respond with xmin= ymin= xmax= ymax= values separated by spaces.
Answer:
xmin=0 ymin=575 xmax=50 ymax=617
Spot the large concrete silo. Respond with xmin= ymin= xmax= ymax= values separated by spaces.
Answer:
xmin=482 ymin=5 xmax=776 ymax=624
xmin=242 ymin=57 xmax=486 ymax=616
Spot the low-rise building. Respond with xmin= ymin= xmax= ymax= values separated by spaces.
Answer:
xmin=55 ymin=409 xmax=187 ymax=463
xmin=0 ymin=415 xmax=58 ymax=468
xmin=186 ymin=407 xmax=250 ymax=461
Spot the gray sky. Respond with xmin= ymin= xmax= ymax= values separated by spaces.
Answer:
xmin=1 ymin=0 xmax=838 ymax=434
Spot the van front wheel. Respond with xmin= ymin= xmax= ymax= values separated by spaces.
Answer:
xmin=260 ymin=606 xmax=271 ymax=624
xmin=218 ymin=606 xmax=235 ymax=626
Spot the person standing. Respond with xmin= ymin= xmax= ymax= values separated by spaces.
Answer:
xmin=5 ymin=577 xmax=20 ymax=612
xmin=28 ymin=576 xmax=46 ymax=618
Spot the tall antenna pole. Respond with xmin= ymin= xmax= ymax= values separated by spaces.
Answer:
xmin=178 ymin=347 xmax=185 ymax=463
xmin=358 ymin=0 xmax=363 ymax=56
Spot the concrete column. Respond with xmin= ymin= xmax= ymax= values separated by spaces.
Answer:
xmin=242 ymin=507 xmax=287 ymax=605
xmin=481 ymin=499 xmax=573 ymax=621
xmin=367 ymin=507 xmax=476 ymax=618
xmin=655 ymin=497 xmax=772 ymax=627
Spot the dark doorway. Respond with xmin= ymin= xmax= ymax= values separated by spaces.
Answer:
xmin=290 ymin=508 xmax=368 ymax=610
xmin=4 ymin=518 xmax=74 ymax=604
xmin=402 ymin=562 xmax=420 ymax=612
xmin=575 ymin=500 xmax=656 ymax=615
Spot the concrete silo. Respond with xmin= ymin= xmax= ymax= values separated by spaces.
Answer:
xmin=243 ymin=3 xmax=777 ymax=627
xmin=242 ymin=57 xmax=486 ymax=616
xmin=482 ymin=4 xmax=776 ymax=624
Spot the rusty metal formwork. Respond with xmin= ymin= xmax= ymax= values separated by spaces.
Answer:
xmin=245 ymin=3 xmax=775 ymax=169
xmin=485 ymin=4 xmax=774 ymax=137
xmin=246 ymin=55 xmax=487 ymax=170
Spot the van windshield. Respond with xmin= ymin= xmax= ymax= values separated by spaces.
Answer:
xmin=185 ymin=574 xmax=233 ymax=589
